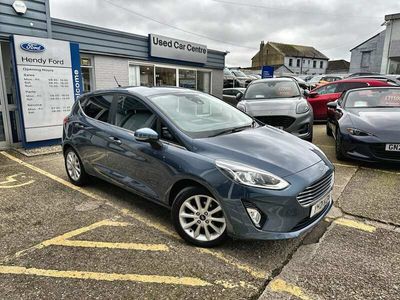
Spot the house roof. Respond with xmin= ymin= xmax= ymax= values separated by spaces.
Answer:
xmin=350 ymin=30 xmax=385 ymax=51
xmin=268 ymin=42 xmax=329 ymax=60
xmin=327 ymin=60 xmax=350 ymax=71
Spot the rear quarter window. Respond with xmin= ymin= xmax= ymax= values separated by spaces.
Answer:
xmin=80 ymin=94 xmax=114 ymax=122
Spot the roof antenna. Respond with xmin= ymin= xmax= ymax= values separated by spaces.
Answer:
xmin=114 ymin=76 xmax=121 ymax=87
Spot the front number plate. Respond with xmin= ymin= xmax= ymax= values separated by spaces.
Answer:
xmin=310 ymin=193 xmax=331 ymax=218
xmin=385 ymin=144 xmax=400 ymax=152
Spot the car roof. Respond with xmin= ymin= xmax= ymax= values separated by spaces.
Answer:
xmin=345 ymin=86 xmax=400 ymax=93
xmin=81 ymin=86 xmax=196 ymax=98
xmin=251 ymin=77 xmax=295 ymax=83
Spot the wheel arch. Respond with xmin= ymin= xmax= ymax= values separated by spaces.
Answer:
xmin=167 ymin=178 xmax=215 ymax=207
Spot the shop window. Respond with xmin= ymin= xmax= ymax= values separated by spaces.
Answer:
xmin=81 ymin=57 xmax=94 ymax=93
xmin=197 ymin=71 xmax=211 ymax=93
xmin=179 ymin=69 xmax=196 ymax=89
xmin=156 ymin=67 xmax=176 ymax=86
xmin=129 ymin=65 xmax=155 ymax=87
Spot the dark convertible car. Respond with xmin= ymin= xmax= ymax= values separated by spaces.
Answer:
xmin=327 ymin=87 xmax=400 ymax=162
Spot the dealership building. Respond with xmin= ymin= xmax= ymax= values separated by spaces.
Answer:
xmin=0 ymin=0 xmax=226 ymax=149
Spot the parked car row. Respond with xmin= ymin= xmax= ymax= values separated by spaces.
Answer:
xmin=223 ymin=68 xmax=260 ymax=88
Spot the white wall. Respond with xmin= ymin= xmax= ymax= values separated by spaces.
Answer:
xmin=93 ymin=56 xmax=129 ymax=89
xmin=284 ymin=56 xmax=327 ymax=75
xmin=381 ymin=18 xmax=400 ymax=74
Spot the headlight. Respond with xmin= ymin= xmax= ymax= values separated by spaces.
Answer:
xmin=216 ymin=160 xmax=289 ymax=190
xmin=346 ymin=128 xmax=373 ymax=136
xmin=296 ymin=102 xmax=310 ymax=114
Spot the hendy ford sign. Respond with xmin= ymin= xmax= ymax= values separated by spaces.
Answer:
xmin=20 ymin=42 xmax=45 ymax=53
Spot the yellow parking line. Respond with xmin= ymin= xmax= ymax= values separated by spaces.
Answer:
xmin=0 ymin=265 xmax=211 ymax=287
xmin=198 ymin=248 xmax=266 ymax=279
xmin=333 ymin=163 xmax=357 ymax=168
xmin=269 ymin=278 xmax=312 ymax=300
xmin=334 ymin=218 xmax=376 ymax=233
xmin=0 ymin=173 xmax=35 ymax=189
xmin=0 ymin=151 xmax=266 ymax=280
xmin=12 ymin=219 xmax=130 ymax=259
xmin=47 ymin=239 xmax=169 ymax=251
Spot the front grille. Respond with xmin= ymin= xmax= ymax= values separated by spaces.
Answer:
xmin=255 ymin=116 xmax=296 ymax=129
xmin=297 ymin=172 xmax=334 ymax=207
xmin=370 ymin=144 xmax=400 ymax=161
xmin=291 ymin=204 xmax=328 ymax=231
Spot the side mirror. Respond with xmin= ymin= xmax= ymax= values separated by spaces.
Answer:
xmin=308 ymin=91 xmax=318 ymax=98
xmin=236 ymin=92 xmax=243 ymax=101
xmin=303 ymin=89 xmax=310 ymax=97
xmin=135 ymin=128 xmax=162 ymax=149
xmin=327 ymin=101 xmax=337 ymax=109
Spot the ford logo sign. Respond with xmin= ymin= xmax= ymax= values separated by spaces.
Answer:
xmin=20 ymin=42 xmax=45 ymax=53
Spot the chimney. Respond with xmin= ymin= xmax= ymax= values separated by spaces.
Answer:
xmin=260 ymin=41 xmax=265 ymax=51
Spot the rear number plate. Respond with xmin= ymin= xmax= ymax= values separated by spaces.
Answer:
xmin=385 ymin=144 xmax=400 ymax=152
xmin=310 ymin=193 xmax=331 ymax=218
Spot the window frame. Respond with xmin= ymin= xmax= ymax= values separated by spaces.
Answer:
xmin=80 ymin=55 xmax=95 ymax=92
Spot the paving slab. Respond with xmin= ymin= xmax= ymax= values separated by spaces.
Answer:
xmin=339 ymin=168 xmax=400 ymax=225
xmin=260 ymin=223 xmax=400 ymax=300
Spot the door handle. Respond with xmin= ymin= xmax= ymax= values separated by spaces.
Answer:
xmin=109 ymin=136 xmax=122 ymax=145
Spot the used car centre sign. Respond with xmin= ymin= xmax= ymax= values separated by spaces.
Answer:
xmin=149 ymin=34 xmax=207 ymax=64
xmin=12 ymin=35 xmax=82 ymax=145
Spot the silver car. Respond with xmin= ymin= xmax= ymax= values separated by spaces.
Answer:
xmin=236 ymin=78 xmax=313 ymax=141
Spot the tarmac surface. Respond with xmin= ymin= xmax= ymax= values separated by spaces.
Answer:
xmin=0 ymin=124 xmax=399 ymax=299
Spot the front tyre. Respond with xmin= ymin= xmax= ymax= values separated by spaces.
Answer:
xmin=64 ymin=147 xmax=89 ymax=186
xmin=172 ymin=187 xmax=228 ymax=247
xmin=335 ymin=130 xmax=345 ymax=161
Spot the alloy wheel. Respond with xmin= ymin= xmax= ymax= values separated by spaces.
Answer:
xmin=179 ymin=195 xmax=226 ymax=242
xmin=66 ymin=151 xmax=81 ymax=181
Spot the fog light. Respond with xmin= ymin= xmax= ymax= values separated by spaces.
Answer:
xmin=246 ymin=207 xmax=262 ymax=227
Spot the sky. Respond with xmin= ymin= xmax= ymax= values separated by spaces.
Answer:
xmin=49 ymin=0 xmax=400 ymax=67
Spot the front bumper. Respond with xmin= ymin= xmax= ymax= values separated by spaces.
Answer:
xmin=341 ymin=135 xmax=400 ymax=163
xmin=254 ymin=111 xmax=313 ymax=140
xmin=212 ymin=160 xmax=333 ymax=240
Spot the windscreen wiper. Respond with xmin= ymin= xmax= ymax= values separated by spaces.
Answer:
xmin=210 ymin=121 xmax=256 ymax=137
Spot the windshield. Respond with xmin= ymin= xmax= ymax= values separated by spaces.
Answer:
xmin=231 ymin=70 xmax=247 ymax=77
xmin=148 ymin=92 xmax=254 ymax=138
xmin=345 ymin=89 xmax=400 ymax=108
xmin=244 ymin=80 xmax=300 ymax=100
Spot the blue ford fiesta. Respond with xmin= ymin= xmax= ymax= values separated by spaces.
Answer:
xmin=63 ymin=87 xmax=334 ymax=247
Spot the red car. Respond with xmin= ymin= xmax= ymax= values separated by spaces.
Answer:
xmin=307 ymin=79 xmax=395 ymax=120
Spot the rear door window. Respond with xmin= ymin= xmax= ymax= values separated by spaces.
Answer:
xmin=315 ymin=83 xmax=338 ymax=95
xmin=114 ymin=95 xmax=156 ymax=132
xmin=80 ymin=94 xmax=114 ymax=122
